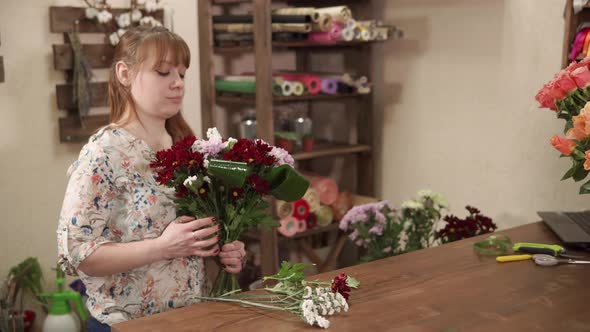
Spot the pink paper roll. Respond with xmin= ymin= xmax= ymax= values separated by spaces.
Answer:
xmin=308 ymin=31 xmax=336 ymax=43
xmin=297 ymin=218 xmax=307 ymax=232
xmin=278 ymin=216 xmax=299 ymax=237
xmin=330 ymin=22 xmax=343 ymax=40
xmin=309 ymin=176 xmax=339 ymax=205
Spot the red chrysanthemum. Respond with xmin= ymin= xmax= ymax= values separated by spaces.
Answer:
xmin=150 ymin=135 xmax=205 ymax=185
xmin=247 ymin=174 xmax=270 ymax=195
xmin=331 ymin=272 xmax=351 ymax=300
xmin=230 ymin=187 xmax=244 ymax=200
xmin=223 ymin=138 xmax=276 ymax=166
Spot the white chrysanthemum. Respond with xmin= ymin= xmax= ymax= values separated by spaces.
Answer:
xmin=417 ymin=189 xmax=433 ymax=199
xmin=302 ymin=286 xmax=312 ymax=299
xmin=109 ymin=32 xmax=120 ymax=46
xmin=97 ymin=10 xmax=113 ymax=23
xmin=116 ymin=12 xmax=131 ymax=28
xmin=145 ymin=0 xmax=158 ymax=12
xmin=85 ymin=7 xmax=98 ymax=19
xmin=183 ymin=175 xmax=198 ymax=187
xmin=401 ymin=200 xmax=423 ymax=210
xmin=203 ymin=159 xmax=209 ymax=168
xmin=131 ymin=9 xmax=142 ymax=22
xmin=315 ymin=316 xmax=330 ymax=329
xmin=203 ymin=176 xmax=211 ymax=184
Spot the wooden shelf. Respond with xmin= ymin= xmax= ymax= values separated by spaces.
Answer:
xmin=292 ymin=143 xmax=370 ymax=161
xmin=216 ymin=91 xmax=368 ymax=104
xmin=214 ymin=40 xmax=382 ymax=54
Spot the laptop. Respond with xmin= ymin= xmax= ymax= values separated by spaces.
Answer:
xmin=537 ymin=211 xmax=590 ymax=248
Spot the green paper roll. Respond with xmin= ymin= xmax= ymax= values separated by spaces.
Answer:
xmin=215 ymin=80 xmax=256 ymax=94
xmin=207 ymin=159 xmax=249 ymax=188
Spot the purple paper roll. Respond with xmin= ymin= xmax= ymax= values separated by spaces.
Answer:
xmin=321 ymin=78 xmax=338 ymax=94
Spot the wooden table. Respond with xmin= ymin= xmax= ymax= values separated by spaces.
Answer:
xmin=113 ymin=222 xmax=590 ymax=331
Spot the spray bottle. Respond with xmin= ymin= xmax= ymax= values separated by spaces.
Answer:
xmin=40 ymin=268 xmax=87 ymax=332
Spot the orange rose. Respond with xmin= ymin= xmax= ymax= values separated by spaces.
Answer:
xmin=550 ymin=135 xmax=577 ymax=156
xmin=584 ymin=150 xmax=590 ymax=170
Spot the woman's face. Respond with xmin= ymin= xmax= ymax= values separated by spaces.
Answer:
xmin=130 ymin=53 xmax=187 ymax=120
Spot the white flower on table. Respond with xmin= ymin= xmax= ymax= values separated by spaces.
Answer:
xmin=117 ymin=29 xmax=127 ymax=37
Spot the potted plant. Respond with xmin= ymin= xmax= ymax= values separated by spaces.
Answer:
xmin=302 ymin=134 xmax=315 ymax=152
xmin=274 ymin=131 xmax=299 ymax=153
xmin=1 ymin=257 xmax=46 ymax=332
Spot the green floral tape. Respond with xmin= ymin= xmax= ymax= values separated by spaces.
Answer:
xmin=473 ymin=234 xmax=513 ymax=256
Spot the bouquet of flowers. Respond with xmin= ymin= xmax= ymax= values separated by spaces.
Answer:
xmin=194 ymin=261 xmax=360 ymax=329
xmin=339 ymin=190 xmax=447 ymax=262
xmin=150 ymin=128 xmax=309 ymax=296
xmin=535 ymin=58 xmax=590 ymax=194
xmin=436 ymin=205 xmax=496 ymax=244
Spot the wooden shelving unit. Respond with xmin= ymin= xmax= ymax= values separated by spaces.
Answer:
xmin=198 ymin=0 xmax=378 ymax=276
xmin=562 ymin=0 xmax=590 ymax=67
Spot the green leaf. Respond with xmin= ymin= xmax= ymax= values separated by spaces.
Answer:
xmin=263 ymin=261 xmax=310 ymax=286
xmin=580 ymin=180 xmax=590 ymax=194
xmin=266 ymin=165 xmax=309 ymax=202
xmin=346 ymin=276 xmax=360 ymax=289
xmin=207 ymin=159 xmax=249 ymax=188
xmin=572 ymin=162 xmax=589 ymax=182
xmin=257 ymin=215 xmax=280 ymax=229
xmin=562 ymin=164 xmax=576 ymax=181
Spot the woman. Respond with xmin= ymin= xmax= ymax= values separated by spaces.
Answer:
xmin=57 ymin=26 xmax=246 ymax=331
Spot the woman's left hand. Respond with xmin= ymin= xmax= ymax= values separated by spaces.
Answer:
xmin=219 ymin=240 xmax=246 ymax=274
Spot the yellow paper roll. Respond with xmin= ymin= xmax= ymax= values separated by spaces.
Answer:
xmin=316 ymin=6 xmax=352 ymax=23
xmin=311 ymin=13 xmax=333 ymax=32
xmin=292 ymin=82 xmax=305 ymax=96
xmin=316 ymin=205 xmax=334 ymax=227
xmin=303 ymin=188 xmax=320 ymax=213
xmin=276 ymin=200 xmax=294 ymax=219
xmin=273 ymin=7 xmax=320 ymax=22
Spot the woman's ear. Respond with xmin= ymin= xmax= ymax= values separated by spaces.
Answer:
xmin=115 ymin=61 xmax=132 ymax=86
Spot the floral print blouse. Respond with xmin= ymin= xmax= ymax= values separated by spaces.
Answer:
xmin=57 ymin=126 xmax=208 ymax=326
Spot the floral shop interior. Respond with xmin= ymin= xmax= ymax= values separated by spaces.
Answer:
xmin=2 ymin=0 xmax=590 ymax=331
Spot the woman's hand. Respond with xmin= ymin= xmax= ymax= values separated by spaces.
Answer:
xmin=156 ymin=216 xmax=220 ymax=260
xmin=219 ymin=240 xmax=246 ymax=274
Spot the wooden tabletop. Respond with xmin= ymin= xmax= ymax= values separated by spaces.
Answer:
xmin=113 ymin=222 xmax=590 ymax=331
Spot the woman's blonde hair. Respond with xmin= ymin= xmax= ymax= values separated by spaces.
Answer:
xmin=108 ymin=25 xmax=193 ymax=143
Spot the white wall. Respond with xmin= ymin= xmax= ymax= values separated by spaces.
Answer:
xmin=0 ymin=1 xmax=200 ymax=329
xmin=370 ymin=0 xmax=588 ymax=229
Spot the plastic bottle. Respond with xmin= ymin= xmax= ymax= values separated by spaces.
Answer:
xmin=40 ymin=268 xmax=87 ymax=332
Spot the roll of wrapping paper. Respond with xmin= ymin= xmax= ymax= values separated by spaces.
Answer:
xmin=356 ymin=76 xmax=368 ymax=85
xmin=345 ymin=19 xmax=356 ymax=30
xmin=213 ymin=23 xmax=311 ymax=33
xmin=316 ymin=205 xmax=334 ymax=227
xmin=320 ymin=78 xmax=338 ymax=95
xmin=276 ymin=73 xmax=321 ymax=94
xmin=214 ymin=33 xmax=254 ymax=41
xmin=213 ymin=15 xmax=312 ymax=24
xmin=311 ymin=13 xmax=333 ymax=32
xmin=278 ymin=216 xmax=299 ymax=237
xmin=292 ymin=82 xmax=305 ymax=96
xmin=308 ymin=31 xmax=336 ymax=43
xmin=297 ymin=218 xmax=307 ymax=232
xmin=315 ymin=6 xmax=352 ymax=23
xmin=336 ymin=82 xmax=355 ymax=94
xmin=281 ymin=80 xmax=294 ymax=96
xmin=273 ymin=7 xmax=320 ymax=22
xmin=273 ymin=32 xmax=307 ymax=41
xmin=330 ymin=191 xmax=353 ymax=221
xmin=292 ymin=199 xmax=311 ymax=220
xmin=217 ymin=76 xmax=286 ymax=96
xmin=307 ymin=175 xmax=339 ymax=205
xmin=341 ymin=28 xmax=355 ymax=41
xmin=276 ymin=200 xmax=294 ymax=219
xmin=215 ymin=80 xmax=256 ymax=94
xmin=330 ymin=22 xmax=343 ymax=40
xmin=306 ymin=213 xmax=318 ymax=229
xmin=303 ymin=188 xmax=321 ymax=212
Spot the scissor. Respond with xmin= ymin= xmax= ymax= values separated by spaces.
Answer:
xmin=533 ymin=254 xmax=590 ymax=266
xmin=513 ymin=242 xmax=585 ymax=259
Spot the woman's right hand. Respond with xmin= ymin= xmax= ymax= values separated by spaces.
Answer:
xmin=156 ymin=216 xmax=220 ymax=260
